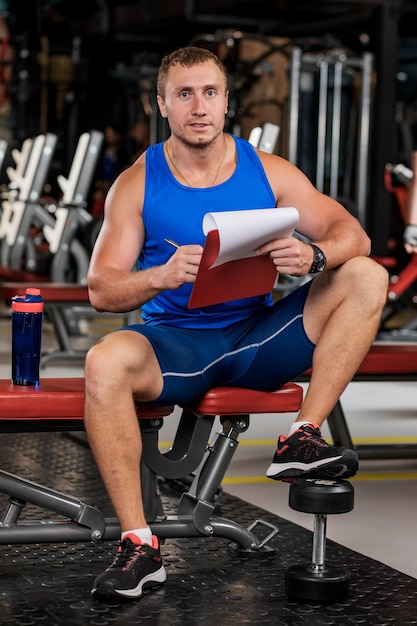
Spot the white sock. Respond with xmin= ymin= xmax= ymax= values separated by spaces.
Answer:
xmin=288 ymin=421 xmax=314 ymax=437
xmin=121 ymin=527 xmax=153 ymax=545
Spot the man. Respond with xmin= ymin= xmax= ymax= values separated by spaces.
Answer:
xmin=85 ymin=46 xmax=388 ymax=599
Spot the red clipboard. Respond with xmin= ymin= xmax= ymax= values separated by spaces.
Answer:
xmin=188 ymin=229 xmax=277 ymax=308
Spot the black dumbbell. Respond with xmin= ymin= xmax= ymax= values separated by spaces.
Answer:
xmin=285 ymin=477 xmax=354 ymax=603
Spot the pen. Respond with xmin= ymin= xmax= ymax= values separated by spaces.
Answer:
xmin=164 ymin=238 xmax=180 ymax=249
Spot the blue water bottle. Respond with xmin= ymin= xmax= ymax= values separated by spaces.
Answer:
xmin=12 ymin=288 xmax=44 ymax=386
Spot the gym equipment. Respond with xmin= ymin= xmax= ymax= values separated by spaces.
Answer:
xmin=0 ymin=137 xmax=8 ymax=175
xmin=288 ymin=47 xmax=373 ymax=227
xmin=0 ymin=132 xmax=107 ymax=359
xmin=44 ymin=129 xmax=104 ymax=283
xmin=0 ymin=379 xmax=303 ymax=553
xmin=0 ymin=133 xmax=58 ymax=267
xmin=0 ymin=282 xmax=139 ymax=367
xmin=0 ymin=131 xmax=103 ymax=283
xmin=377 ymin=167 xmax=417 ymax=337
xmin=285 ymin=477 xmax=354 ymax=602
xmin=248 ymin=122 xmax=280 ymax=154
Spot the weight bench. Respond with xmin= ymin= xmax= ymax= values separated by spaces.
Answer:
xmin=309 ymin=343 xmax=417 ymax=460
xmin=1 ymin=279 xmax=415 ymax=461
xmin=0 ymin=378 xmax=303 ymax=552
xmin=0 ymin=282 xmax=138 ymax=366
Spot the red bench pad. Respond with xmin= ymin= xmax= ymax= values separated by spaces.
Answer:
xmin=0 ymin=379 xmax=302 ymax=423
xmin=182 ymin=383 xmax=303 ymax=415
xmin=0 ymin=378 xmax=173 ymax=421
xmin=304 ymin=343 xmax=417 ymax=377
xmin=357 ymin=344 xmax=417 ymax=375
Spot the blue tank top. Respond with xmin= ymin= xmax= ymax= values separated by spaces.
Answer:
xmin=140 ymin=134 xmax=276 ymax=329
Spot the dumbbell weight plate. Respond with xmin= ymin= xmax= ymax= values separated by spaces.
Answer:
xmin=289 ymin=478 xmax=354 ymax=514
xmin=285 ymin=563 xmax=350 ymax=602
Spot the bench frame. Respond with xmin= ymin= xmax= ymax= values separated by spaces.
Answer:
xmin=0 ymin=379 xmax=303 ymax=552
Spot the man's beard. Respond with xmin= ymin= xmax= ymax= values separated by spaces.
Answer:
xmin=175 ymin=127 xmax=223 ymax=151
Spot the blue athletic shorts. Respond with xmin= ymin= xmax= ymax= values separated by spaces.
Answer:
xmin=121 ymin=280 xmax=315 ymax=405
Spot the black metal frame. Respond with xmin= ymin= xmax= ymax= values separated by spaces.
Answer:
xmin=0 ymin=409 xmax=278 ymax=554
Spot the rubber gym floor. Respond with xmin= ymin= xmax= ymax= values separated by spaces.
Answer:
xmin=0 ymin=428 xmax=416 ymax=626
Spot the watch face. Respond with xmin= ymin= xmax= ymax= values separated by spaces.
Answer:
xmin=317 ymin=256 xmax=326 ymax=271
xmin=310 ymin=246 xmax=326 ymax=273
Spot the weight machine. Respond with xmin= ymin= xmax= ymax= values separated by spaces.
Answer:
xmin=0 ymin=132 xmax=58 ymax=270
xmin=0 ymin=130 xmax=103 ymax=283
xmin=288 ymin=46 xmax=373 ymax=228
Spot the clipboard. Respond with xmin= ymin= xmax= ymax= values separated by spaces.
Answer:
xmin=188 ymin=207 xmax=299 ymax=309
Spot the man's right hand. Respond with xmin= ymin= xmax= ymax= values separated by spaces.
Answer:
xmin=163 ymin=244 xmax=203 ymax=288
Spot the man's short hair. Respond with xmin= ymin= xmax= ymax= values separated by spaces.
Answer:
xmin=157 ymin=46 xmax=228 ymax=99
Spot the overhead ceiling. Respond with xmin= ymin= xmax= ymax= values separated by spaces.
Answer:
xmin=7 ymin=0 xmax=417 ymax=59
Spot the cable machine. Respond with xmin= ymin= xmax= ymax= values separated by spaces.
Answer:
xmin=288 ymin=46 xmax=373 ymax=227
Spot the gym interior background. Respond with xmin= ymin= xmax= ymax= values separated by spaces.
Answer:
xmin=0 ymin=1 xmax=417 ymax=624
xmin=1 ymin=0 xmax=417 ymax=254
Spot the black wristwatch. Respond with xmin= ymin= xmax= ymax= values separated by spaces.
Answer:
xmin=309 ymin=244 xmax=327 ymax=273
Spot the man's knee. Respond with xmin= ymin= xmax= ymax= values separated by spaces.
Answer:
xmin=85 ymin=330 xmax=164 ymax=401
xmin=306 ymin=256 xmax=388 ymax=320
xmin=337 ymin=256 xmax=389 ymax=302
xmin=342 ymin=255 xmax=388 ymax=279
xmin=85 ymin=331 xmax=151 ymax=381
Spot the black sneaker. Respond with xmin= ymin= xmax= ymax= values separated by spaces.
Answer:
xmin=91 ymin=534 xmax=166 ymax=599
xmin=266 ymin=423 xmax=358 ymax=482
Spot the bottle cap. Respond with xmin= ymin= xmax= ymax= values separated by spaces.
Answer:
xmin=12 ymin=288 xmax=44 ymax=313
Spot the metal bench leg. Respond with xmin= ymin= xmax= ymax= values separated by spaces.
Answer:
xmin=0 ymin=468 xmax=120 ymax=544
xmin=326 ymin=400 xmax=355 ymax=450
xmin=176 ymin=415 xmax=279 ymax=554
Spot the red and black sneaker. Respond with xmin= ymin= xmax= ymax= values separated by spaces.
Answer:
xmin=266 ymin=423 xmax=358 ymax=482
xmin=91 ymin=534 xmax=166 ymax=599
